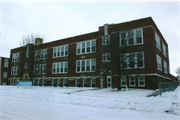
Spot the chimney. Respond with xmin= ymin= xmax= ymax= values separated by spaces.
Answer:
xmin=104 ymin=24 xmax=108 ymax=36
xmin=35 ymin=38 xmax=43 ymax=45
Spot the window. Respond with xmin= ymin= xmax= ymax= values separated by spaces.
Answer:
xmin=121 ymin=76 xmax=126 ymax=86
xmin=76 ymin=40 xmax=96 ymax=55
xmin=156 ymin=54 xmax=162 ymax=71
xmin=91 ymin=78 xmax=96 ymax=87
xmin=34 ymin=64 xmax=46 ymax=74
xmin=76 ymin=78 xmax=80 ymax=87
xmin=136 ymin=29 xmax=142 ymax=44
xmin=35 ymin=49 xmax=47 ymax=60
xmin=102 ymin=35 xmax=110 ymax=45
xmin=76 ymin=59 xmax=96 ymax=72
xmin=83 ymin=78 xmax=88 ymax=87
xmin=63 ymin=78 xmax=67 ymax=87
xmin=120 ymin=32 xmax=127 ymax=46
xmin=122 ymin=52 xmax=144 ymax=69
xmin=129 ymin=76 xmax=135 ymax=86
xmin=102 ymin=53 xmax=110 ymax=62
xmin=4 ymin=67 xmax=8 ymax=72
xmin=163 ymin=43 xmax=166 ymax=57
xmin=155 ymin=32 xmax=161 ymax=51
xmin=24 ymin=63 xmax=28 ymax=69
xmin=164 ymin=61 xmax=167 ymax=73
xmin=12 ymin=53 xmax=20 ymax=62
xmin=138 ymin=76 xmax=145 ymax=86
xmin=129 ymin=31 xmax=134 ymax=45
xmin=137 ymin=52 xmax=144 ymax=68
xmin=26 ymin=52 xmax=29 ymax=58
xmin=53 ymin=45 xmax=68 ymax=58
xmin=120 ymin=29 xmax=143 ymax=47
xmin=52 ymin=61 xmax=68 ymax=74
xmin=11 ymin=66 xmax=19 ymax=75
xmin=129 ymin=53 xmax=135 ymax=68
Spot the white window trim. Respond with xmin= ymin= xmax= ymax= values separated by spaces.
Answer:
xmin=52 ymin=61 xmax=68 ymax=74
xmin=35 ymin=49 xmax=47 ymax=60
xmin=121 ymin=76 xmax=126 ymax=87
xmin=12 ymin=52 xmax=20 ymax=62
xmin=63 ymin=78 xmax=67 ymax=87
xmin=91 ymin=78 xmax=96 ymax=87
xmin=53 ymin=45 xmax=68 ymax=58
xmin=76 ymin=40 xmax=96 ymax=55
xmin=76 ymin=59 xmax=96 ymax=73
xmin=138 ymin=76 xmax=145 ymax=87
xmin=76 ymin=78 xmax=80 ymax=87
xmin=129 ymin=76 xmax=136 ymax=87
xmin=11 ymin=66 xmax=18 ymax=75
xmin=119 ymin=29 xmax=143 ymax=47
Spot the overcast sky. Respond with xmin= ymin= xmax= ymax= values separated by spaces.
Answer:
xmin=0 ymin=0 xmax=179 ymax=76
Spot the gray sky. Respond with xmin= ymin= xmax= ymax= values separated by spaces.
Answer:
xmin=1 ymin=0 xmax=179 ymax=76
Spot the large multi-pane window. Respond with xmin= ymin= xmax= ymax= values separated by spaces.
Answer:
xmin=77 ymin=40 xmax=96 ymax=55
xmin=52 ymin=61 xmax=68 ymax=74
xmin=35 ymin=49 xmax=47 ymax=60
xmin=53 ymin=45 xmax=68 ymax=58
xmin=163 ymin=43 xmax=166 ymax=57
xmin=76 ymin=59 xmax=96 ymax=72
xmin=138 ymin=76 xmax=145 ymax=86
xmin=12 ymin=53 xmax=20 ymax=62
xmin=156 ymin=54 xmax=162 ymax=71
xmin=155 ymin=32 xmax=161 ymax=51
xmin=122 ymin=52 xmax=144 ymax=69
xmin=102 ymin=52 xmax=110 ymax=62
xmin=164 ymin=61 xmax=167 ymax=73
xmin=129 ymin=76 xmax=136 ymax=86
xmin=11 ymin=66 xmax=19 ymax=75
xmin=119 ymin=29 xmax=143 ymax=47
xmin=121 ymin=76 xmax=126 ymax=86
xmin=34 ymin=64 xmax=46 ymax=74
xmin=102 ymin=35 xmax=110 ymax=45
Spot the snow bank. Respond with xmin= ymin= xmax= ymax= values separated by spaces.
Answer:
xmin=1 ymin=86 xmax=180 ymax=115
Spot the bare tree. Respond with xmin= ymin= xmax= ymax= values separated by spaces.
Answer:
xmin=19 ymin=33 xmax=45 ymax=82
xmin=19 ymin=33 xmax=44 ymax=46
xmin=176 ymin=66 xmax=180 ymax=76
xmin=95 ymin=24 xmax=143 ymax=90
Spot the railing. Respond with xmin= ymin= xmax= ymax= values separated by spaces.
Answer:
xmin=159 ymin=82 xmax=178 ymax=96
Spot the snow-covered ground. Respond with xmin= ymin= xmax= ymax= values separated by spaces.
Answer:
xmin=0 ymin=85 xmax=180 ymax=120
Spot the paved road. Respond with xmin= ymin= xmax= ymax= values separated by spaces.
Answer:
xmin=0 ymin=97 xmax=179 ymax=120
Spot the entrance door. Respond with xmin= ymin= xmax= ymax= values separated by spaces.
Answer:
xmin=105 ymin=76 xmax=111 ymax=88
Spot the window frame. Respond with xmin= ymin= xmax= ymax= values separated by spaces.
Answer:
xmin=53 ymin=45 xmax=68 ymax=58
xmin=102 ymin=35 xmax=110 ymax=45
xmin=129 ymin=76 xmax=136 ymax=86
xmin=102 ymin=52 xmax=110 ymax=62
xmin=119 ymin=29 xmax=143 ymax=47
xmin=156 ymin=54 xmax=162 ymax=71
xmin=138 ymin=76 xmax=145 ymax=87
xmin=76 ymin=40 xmax=96 ymax=55
xmin=76 ymin=59 xmax=96 ymax=73
xmin=121 ymin=76 xmax=126 ymax=86
xmin=52 ymin=61 xmax=68 ymax=74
